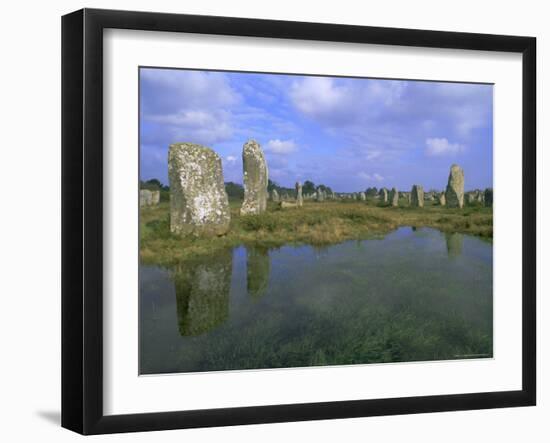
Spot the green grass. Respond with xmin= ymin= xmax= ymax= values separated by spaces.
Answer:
xmin=140 ymin=199 xmax=492 ymax=266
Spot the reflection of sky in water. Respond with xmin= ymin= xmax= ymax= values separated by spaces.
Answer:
xmin=140 ymin=227 xmax=493 ymax=374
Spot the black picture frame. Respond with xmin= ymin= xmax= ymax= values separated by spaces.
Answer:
xmin=62 ymin=8 xmax=536 ymax=435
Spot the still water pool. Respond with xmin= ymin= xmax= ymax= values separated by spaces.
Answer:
xmin=140 ymin=227 xmax=493 ymax=374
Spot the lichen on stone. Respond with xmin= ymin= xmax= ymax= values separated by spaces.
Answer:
xmin=168 ymin=142 xmax=230 ymax=237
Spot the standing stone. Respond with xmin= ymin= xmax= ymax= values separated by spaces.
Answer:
xmin=379 ymin=188 xmax=388 ymax=203
xmin=141 ymin=189 xmax=160 ymax=207
xmin=360 ymin=191 xmax=366 ymax=201
xmin=140 ymin=189 xmax=152 ymax=207
xmin=389 ymin=187 xmax=399 ymax=207
xmin=316 ymin=187 xmax=325 ymax=202
xmin=151 ymin=190 xmax=160 ymax=206
xmin=240 ymin=140 xmax=268 ymax=215
xmin=411 ymin=185 xmax=424 ymax=208
xmin=439 ymin=192 xmax=446 ymax=206
xmin=466 ymin=192 xmax=477 ymax=206
xmin=296 ymin=182 xmax=303 ymax=207
xmin=168 ymin=142 xmax=230 ymax=236
xmin=484 ymin=188 xmax=493 ymax=207
xmin=445 ymin=164 xmax=465 ymax=208
xmin=271 ymin=189 xmax=280 ymax=203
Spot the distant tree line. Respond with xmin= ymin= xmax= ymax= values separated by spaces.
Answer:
xmin=225 ymin=182 xmax=244 ymax=200
xmin=365 ymin=187 xmax=378 ymax=197
xmin=141 ymin=178 xmax=335 ymax=202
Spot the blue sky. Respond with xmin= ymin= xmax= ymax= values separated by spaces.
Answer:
xmin=140 ymin=68 xmax=493 ymax=192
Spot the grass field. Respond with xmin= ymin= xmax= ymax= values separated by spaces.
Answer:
xmin=140 ymin=198 xmax=492 ymax=266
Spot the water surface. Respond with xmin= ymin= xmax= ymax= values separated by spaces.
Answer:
xmin=140 ymin=227 xmax=492 ymax=374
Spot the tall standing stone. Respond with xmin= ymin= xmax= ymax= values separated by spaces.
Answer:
xmin=271 ymin=188 xmax=280 ymax=203
xmin=411 ymin=185 xmax=424 ymax=208
xmin=151 ymin=190 xmax=160 ymax=206
xmin=316 ymin=187 xmax=325 ymax=202
xmin=445 ymin=164 xmax=465 ymax=208
xmin=168 ymin=142 xmax=230 ymax=236
xmin=439 ymin=192 xmax=446 ymax=206
xmin=240 ymin=140 xmax=268 ymax=215
xmin=360 ymin=191 xmax=366 ymax=201
xmin=389 ymin=187 xmax=399 ymax=207
xmin=295 ymin=182 xmax=303 ymax=207
xmin=379 ymin=188 xmax=388 ymax=203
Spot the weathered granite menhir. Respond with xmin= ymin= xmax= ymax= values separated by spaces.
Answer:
xmin=296 ymin=181 xmax=303 ymax=207
xmin=140 ymin=189 xmax=160 ymax=208
xmin=389 ymin=188 xmax=398 ymax=207
xmin=168 ymin=142 xmax=231 ymax=237
xmin=240 ymin=140 xmax=268 ymax=215
xmin=316 ymin=187 xmax=325 ymax=202
xmin=445 ymin=164 xmax=465 ymax=208
xmin=379 ymin=188 xmax=388 ymax=203
xmin=271 ymin=188 xmax=280 ymax=203
xmin=411 ymin=184 xmax=424 ymax=207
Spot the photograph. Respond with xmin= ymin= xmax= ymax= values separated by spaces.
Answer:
xmin=138 ymin=67 xmax=494 ymax=375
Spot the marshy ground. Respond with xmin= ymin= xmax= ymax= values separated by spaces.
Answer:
xmin=140 ymin=198 xmax=492 ymax=266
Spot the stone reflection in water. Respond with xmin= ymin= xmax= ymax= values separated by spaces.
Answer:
xmin=445 ymin=232 xmax=464 ymax=258
xmin=246 ymin=247 xmax=271 ymax=299
xmin=173 ymin=249 xmax=233 ymax=336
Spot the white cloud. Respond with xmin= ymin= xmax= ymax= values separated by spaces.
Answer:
xmin=141 ymin=69 xmax=239 ymax=111
xmin=365 ymin=150 xmax=382 ymax=160
xmin=225 ymin=155 xmax=237 ymax=163
xmin=157 ymin=110 xmax=233 ymax=145
xmin=358 ymin=172 xmax=384 ymax=182
xmin=290 ymin=77 xmax=348 ymax=117
xmin=289 ymin=77 xmax=407 ymax=127
xmin=265 ymin=139 xmax=297 ymax=154
xmin=425 ymin=138 xmax=465 ymax=156
xmin=141 ymin=70 xmax=240 ymax=146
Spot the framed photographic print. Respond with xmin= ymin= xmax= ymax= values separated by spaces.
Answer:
xmin=61 ymin=8 xmax=536 ymax=435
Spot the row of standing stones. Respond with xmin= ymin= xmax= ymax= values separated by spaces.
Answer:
xmin=165 ymin=141 xmax=493 ymax=237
